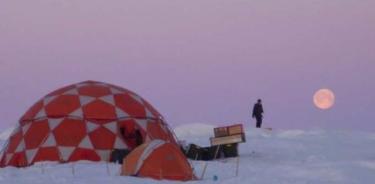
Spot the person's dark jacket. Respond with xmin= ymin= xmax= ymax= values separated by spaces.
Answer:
xmin=252 ymin=103 xmax=264 ymax=118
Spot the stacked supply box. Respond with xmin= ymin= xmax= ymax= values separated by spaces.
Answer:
xmin=210 ymin=124 xmax=246 ymax=158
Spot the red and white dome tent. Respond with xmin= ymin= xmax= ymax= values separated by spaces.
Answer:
xmin=0 ymin=81 xmax=177 ymax=167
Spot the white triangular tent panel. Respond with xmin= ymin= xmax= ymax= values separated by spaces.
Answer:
xmin=129 ymin=94 xmax=144 ymax=105
xmin=116 ymin=108 xmax=129 ymax=118
xmin=145 ymin=108 xmax=155 ymax=119
xmin=21 ymin=123 xmax=31 ymax=134
xmin=86 ymin=121 xmax=100 ymax=133
xmin=94 ymin=82 xmax=108 ymax=87
xmin=58 ymin=147 xmax=75 ymax=161
xmin=79 ymin=96 xmax=96 ymax=106
xmin=63 ymin=88 xmax=79 ymax=95
xmin=34 ymin=108 xmax=47 ymax=119
xmin=43 ymin=95 xmax=57 ymax=106
xmin=78 ymin=136 xmax=94 ymax=149
xmin=103 ymin=121 xmax=117 ymax=134
xmin=48 ymin=118 xmax=64 ymax=130
xmin=70 ymin=108 xmax=83 ymax=117
xmin=41 ymin=133 xmax=57 ymax=147
xmin=110 ymin=87 xmax=123 ymax=95
xmin=114 ymin=137 xmax=128 ymax=149
xmin=10 ymin=126 xmax=21 ymax=137
xmin=26 ymin=148 xmax=38 ymax=164
xmin=15 ymin=139 xmax=25 ymax=153
xmin=99 ymin=95 xmax=115 ymax=106
xmin=135 ymin=119 xmax=148 ymax=131
xmin=95 ymin=150 xmax=111 ymax=161
xmin=5 ymin=153 xmax=13 ymax=164
xmin=145 ymin=108 xmax=156 ymax=118
xmin=76 ymin=82 xmax=89 ymax=88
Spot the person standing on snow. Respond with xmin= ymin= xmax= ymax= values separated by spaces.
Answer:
xmin=252 ymin=99 xmax=264 ymax=128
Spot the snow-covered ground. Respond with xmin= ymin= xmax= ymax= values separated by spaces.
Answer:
xmin=1 ymin=124 xmax=375 ymax=184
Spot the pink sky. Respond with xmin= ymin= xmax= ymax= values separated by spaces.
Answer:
xmin=1 ymin=0 xmax=374 ymax=131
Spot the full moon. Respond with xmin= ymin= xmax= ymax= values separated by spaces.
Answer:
xmin=313 ymin=89 xmax=335 ymax=110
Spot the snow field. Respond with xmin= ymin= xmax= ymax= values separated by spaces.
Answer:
xmin=0 ymin=124 xmax=374 ymax=184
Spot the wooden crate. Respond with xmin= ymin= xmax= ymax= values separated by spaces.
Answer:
xmin=228 ymin=124 xmax=243 ymax=135
xmin=210 ymin=134 xmax=245 ymax=146
xmin=214 ymin=127 xmax=228 ymax=137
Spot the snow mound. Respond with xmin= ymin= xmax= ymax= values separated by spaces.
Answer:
xmin=173 ymin=123 xmax=216 ymax=146
xmin=174 ymin=123 xmax=215 ymax=138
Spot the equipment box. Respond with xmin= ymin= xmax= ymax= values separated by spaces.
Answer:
xmin=222 ymin=143 xmax=239 ymax=157
xmin=214 ymin=124 xmax=244 ymax=138
xmin=214 ymin=127 xmax=229 ymax=137
xmin=228 ymin=124 xmax=243 ymax=136
xmin=211 ymin=124 xmax=246 ymax=146
xmin=210 ymin=134 xmax=246 ymax=146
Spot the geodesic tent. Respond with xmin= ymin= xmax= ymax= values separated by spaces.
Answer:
xmin=0 ymin=81 xmax=177 ymax=167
